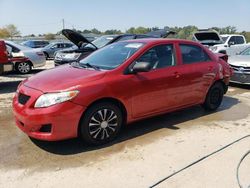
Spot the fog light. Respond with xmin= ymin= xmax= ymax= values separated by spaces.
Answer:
xmin=39 ymin=124 xmax=52 ymax=133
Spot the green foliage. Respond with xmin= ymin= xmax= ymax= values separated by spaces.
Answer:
xmin=44 ymin=33 xmax=56 ymax=40
xmin=0 ymin=24 xmax=20 ymax=38
xmin=126 ymin=27 xmax=151 ymax=34
xmin=211 ymin=26 xmax=237 ymax=34
xmin=241 ymin=31 xmax=250 ymax=43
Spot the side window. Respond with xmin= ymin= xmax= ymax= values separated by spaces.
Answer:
xmin=235 ymin=36 xmax=244 ymax=44
xmin=7 ymin=44 xmax=20 ymax=53
xmin=180 ymin=44 xmax=211 ymax=64
xmin=228 ymin=36 xmax=236 ymax=45
xmin=136 ymin=44 xmax=176 ymax=69
xmin=117 ymin=35 xmax=135 ymax=42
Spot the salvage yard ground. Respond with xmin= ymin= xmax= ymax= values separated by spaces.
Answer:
xmin=0 ymin=61 xmax=250 ymax=188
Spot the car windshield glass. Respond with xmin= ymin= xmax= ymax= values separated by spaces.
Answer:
xmin=240 ymin=47 xmax=250 ymax=55
xmin=221 ymin=36 xmax=229 ymax=43
xmin=85 ymin=35 xmax=116 ymax=49
xmin=79 ymin=42 xmax=144 ymax=70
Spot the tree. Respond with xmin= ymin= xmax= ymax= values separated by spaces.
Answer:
xmin=44 ymin=33 xmax=56 ymax=40
xmin=5 ymin=24 xmax=20 ymax=38
xmin=104 ymin=29 xmax=122 ymax=35
xmin=91 ymin=28 xmax=101 ymax=34
xmin=0 ymin=24 xmax=20 ymax=39
xmin=0 ymin=28 xmax=10 ymax=38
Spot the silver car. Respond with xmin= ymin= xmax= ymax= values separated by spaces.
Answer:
xmin=228 ymin=47 xmax=250 ymax=84
xmin=39 ymin=42 xmax=74 ymax=59
xmin=5 ymin=41 xmax=46 ymax=74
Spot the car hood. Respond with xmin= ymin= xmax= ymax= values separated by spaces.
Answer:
xmin=62 ymin=29 xmax=92 ymax=48
xmin=228 ymin=55 xmax=250 ymax=67
xmin=23 ymin=65 xmax=106 ymax=92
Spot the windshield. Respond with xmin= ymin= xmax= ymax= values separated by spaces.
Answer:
xmin=240 ymin=47 xmax=250 ymax=55
xmin=79 ymin=42 xmax=144 ymax=70
xmin=85 ymin=35 xmax=116 ymax=49
xmin=221 ymin=36 xmax=229 ymax=43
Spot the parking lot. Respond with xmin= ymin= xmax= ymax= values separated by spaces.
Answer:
xmin=0 ymin=61 xmax=250 ymax=188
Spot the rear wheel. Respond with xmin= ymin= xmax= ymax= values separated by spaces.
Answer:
xmin=15 ymin=62 xmax=32 ymax=74
xmin=80 ymin=102 xmax=123 ymax=145
xmin=203 ymin=82 xmax=224 ymax=111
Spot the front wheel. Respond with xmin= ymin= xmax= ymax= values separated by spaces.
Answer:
xmin=15 ymin=62 xmax=32 ymax=74
xmin=203 ymin=82 xmax=224 ymax=111
xmin=80 ymin=102 xmax=123 ymax=145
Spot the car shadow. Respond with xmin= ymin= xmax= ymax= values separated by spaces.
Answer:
xmin=0 ymin=69 xmax=47 ymax=94
xmin=0 ymin=81 xmax=21 ymax=94
xmin=31 ymin=95 xmax=240 ymax=155
xmin=230 ymin=82 xmax=250 ymax=89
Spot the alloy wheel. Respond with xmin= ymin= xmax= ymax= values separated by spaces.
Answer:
xmin=17 ymin=62 xmax=31 ymax=74
xmin=88 ymin=109 xmax=118 ymax=141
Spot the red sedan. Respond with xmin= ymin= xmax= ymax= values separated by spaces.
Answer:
xmin=13 ymin=39 xmax=232 ymax=145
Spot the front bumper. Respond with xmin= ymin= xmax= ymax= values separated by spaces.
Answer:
xmin=230 ymin=71 xmax=250 ymax=85
xmin=12 ymin=85 xmax=86 ymax=141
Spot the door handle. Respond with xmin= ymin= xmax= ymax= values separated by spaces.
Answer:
xmin=173 ymin=71 xmax=180 ymax=78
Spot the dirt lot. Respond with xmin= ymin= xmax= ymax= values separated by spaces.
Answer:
xmin=0 ymin=61 xmax=250 ymax=188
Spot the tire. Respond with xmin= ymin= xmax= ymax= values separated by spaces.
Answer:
xmin=15 ymin=62 xmax=32 ymax=74
xmin=44 ymin=52 xmax=49 ymax=60
xmin=80 ymin=102 xmax=123 ymax=145
xmin=203 ymin=82 xmax=224 ymax=111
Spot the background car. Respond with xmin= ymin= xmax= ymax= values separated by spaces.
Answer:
xmin=228 ymin=46 xmax=250 ymax=84
xmin=192 ymin=29 xmax=224 ymax=47
xmin=13 ymin=39 xmax=232 ymax=145
xmin=21 ymin=40 xmax=50 ymax=48
xmin=54 ymin=29 xmax=172 ymax=66
xmin=39 ymin=41 xmax=74 ymax=59
xmin=5 ymin=41 xmax=46 ymax=74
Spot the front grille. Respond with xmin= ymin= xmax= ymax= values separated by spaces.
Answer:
xmin=18 ymin=93 xmax=30 ymax=105
xmin=230 ymin=64 xmax=250 ymax=73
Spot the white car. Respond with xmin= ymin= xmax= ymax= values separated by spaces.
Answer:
xmin=5 ymin=41 xmax=46 ymax=74
xmin=210 ymin=34 xmax=250 ymax=55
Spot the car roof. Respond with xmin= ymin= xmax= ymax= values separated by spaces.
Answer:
xmin=123 ymin=38 xmax=201 ymax=45
xmin=220 ymin=34 xmax=243 ymax=37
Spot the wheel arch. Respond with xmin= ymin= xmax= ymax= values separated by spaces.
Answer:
xmin=77 ymin=97 xmax=128 ymax=137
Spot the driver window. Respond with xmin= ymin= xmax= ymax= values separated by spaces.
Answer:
xmin=136 ymin=44 xmax=176 ymax=70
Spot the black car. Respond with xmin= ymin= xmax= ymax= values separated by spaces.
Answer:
xmin=54 ymin=29 xmax=173 ymax=66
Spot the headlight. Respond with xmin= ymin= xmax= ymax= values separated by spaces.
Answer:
xmin=64 ymin=53 xmax=81 ymax=59
xmin=210 ymin=46 xmax=218 ymax=51
xmin=34 ymin=90 xmax=79 ymax=108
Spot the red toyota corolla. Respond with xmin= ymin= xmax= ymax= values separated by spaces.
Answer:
xmin=13 ymin=39 xmax=232 ymax=145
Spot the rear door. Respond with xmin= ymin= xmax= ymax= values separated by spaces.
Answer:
xmin=175 ymin=43 xmax=216 ymax=105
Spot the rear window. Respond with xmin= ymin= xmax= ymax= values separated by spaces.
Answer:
xmin=235 ymin=36 xmax=245 ymax=44
xmin=180 ymin=44 xmax=211 ymax=64
xmin=194 ymin=32 xmax=221 ymax=41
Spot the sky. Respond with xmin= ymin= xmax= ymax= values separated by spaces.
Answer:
xmin=0 ymin=0 xmax=250 ymax=35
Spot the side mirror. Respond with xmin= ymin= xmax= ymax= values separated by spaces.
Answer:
xmin=131 ymin=62 xmax=151 ymax=73
xmin=228 ymin=41 xmax=235 ymax=47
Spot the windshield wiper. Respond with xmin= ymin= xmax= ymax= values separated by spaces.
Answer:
xmin=80 ymin=63 xmax=100 ymax=70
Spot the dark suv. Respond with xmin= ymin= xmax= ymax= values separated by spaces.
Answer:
xmin=54 ymin=29 xmax=172 ymax=66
